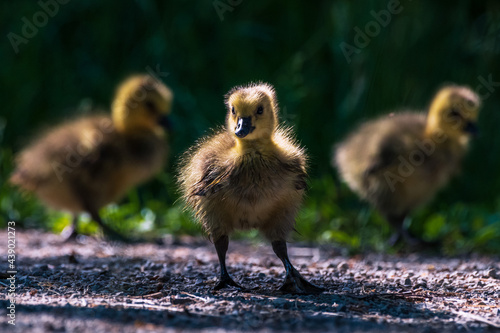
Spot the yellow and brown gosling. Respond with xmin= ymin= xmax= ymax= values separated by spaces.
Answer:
xmin=179 ymin=82 xmax=323 ymax=294
xmin=334 ymin=85 xmax=481 ymax=246
xmin=10 ymin=74 xmax=173 ymax=241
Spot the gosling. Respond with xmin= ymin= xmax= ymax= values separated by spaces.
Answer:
xmin=334 ymin=85 xmax=481 ymax=246
xmin=179 ymin=83 xmax=323 ymax=294
xmin=10 ymin=74 xmax=173 ymax=241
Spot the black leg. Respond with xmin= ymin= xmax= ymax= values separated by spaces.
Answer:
xmin=386 ymin=214 xmax=412 ymax=247
xmin=400 ymin=228 xmax=423 ymax=247
xmin=88 ymin=210 xmax=130 ymax=242
xmin=61 ymin=215 xmax=79 ymax=242
xmin=213 ymin=235 xmax=245 ymax=290
xmin=271 ymin=240 xmax=324 ymax=294
xmin=386 ymin=214 xmax=439 ymax=249
xmin=387 ymin=230 xmax=402 ymax=247
xmin=73 ymin=186 xmax=132 ymax=242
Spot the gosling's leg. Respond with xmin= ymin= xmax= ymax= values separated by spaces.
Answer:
xmin=73 ymin=188 xmax=131 ymax=242
xmin=61 ymin=215 xmax=79 ymax=242
xmin=386 ymin=214 xmax=438 ymax=249
xmin=271 ymin=240 xmax=324 ymax=294
xmin=386 ymin=214 xmax=415 ymax=247
xmin=87 ymin=209 xmax=130 ymax=243
xmin=214 ymin=235 xmax=245 ymax=291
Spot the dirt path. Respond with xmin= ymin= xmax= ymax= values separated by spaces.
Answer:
xmin=1 ymin=230 xmax=499 ymax=332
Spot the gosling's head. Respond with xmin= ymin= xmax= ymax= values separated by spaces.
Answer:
xmin=426 ymin=85 xmax=481 ymax=139
xmin=112 ymin=74 xmax=173 ymax=134
xmin=225 ymin=83 xmax=278 ymax=140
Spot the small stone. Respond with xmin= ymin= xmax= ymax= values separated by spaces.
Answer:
xmin=171 ymin=296 xmax=192 ymax=305
xmin=337 ymin=262 xmax=349 ymax=271
xmin=404 ymin=278 xmax=412 ymax=287
xmin=487 ymin=269 xmax=498 ymax=279
xmin=37 ymin=264 xmax=49 ymax=271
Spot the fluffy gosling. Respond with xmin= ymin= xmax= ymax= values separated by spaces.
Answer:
xmin=334 ymin=85 xmax=481 ymax=245
xmin=10 ymin=74 xmax=173 ymax=241
xmin=179 ymin=83 xmax=323 ymax=294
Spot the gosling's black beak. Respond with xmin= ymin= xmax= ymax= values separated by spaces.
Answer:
xmin=158 ymin=114 xmax=172 ymax=130
xmin=235 ymin=116 xmax=254 ymax=138
xmin=464 ymin=121 xmax=478 ymax=137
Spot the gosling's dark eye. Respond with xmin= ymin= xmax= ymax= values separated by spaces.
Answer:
xmin=465 ymin=99 xmax=476 ymax=108
xmin=231 ymin=106 xmax=235 ymax=115
xmin=144 ymin=100 xmax=156 ymax=114
xmin=448 ymin=108 xmax=461 ymax=118
xmin=256 ymin=105 xmax=264 ymax=114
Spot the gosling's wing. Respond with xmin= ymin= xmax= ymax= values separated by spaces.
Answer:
xmin=70 ymin=121 xmax=166 ymax=203
xmin=192 ymin=159 xmax=233 ymax=196
xmin=364 ymin=137 xmax=403 ymax=176
xmin=363 ymin=112 xmax=426 ymax=177
xmin=182 ymin=130 xmax=235 ymax=197
xmin=75 ymin=135 xmax=124 ymax=183
xmin=44 ymin=117 xmax=125 ymax=195
xmin=277 ymin=158 xmax=308 ymax=191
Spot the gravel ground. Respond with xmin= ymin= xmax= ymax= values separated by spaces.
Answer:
xmin=0 ymin=230 xmax=499 ymax=333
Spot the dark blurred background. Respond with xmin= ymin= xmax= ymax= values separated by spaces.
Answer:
xmin=1 ymin=0 xmax=499 ymax=253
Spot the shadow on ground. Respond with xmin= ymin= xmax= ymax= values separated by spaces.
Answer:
xmin=0 ymin=230 xmax=499 ymax=332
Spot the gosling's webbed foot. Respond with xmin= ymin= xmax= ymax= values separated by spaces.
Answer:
xmin=279 ymin=268 xmax=324 ymax=294
xmin=214 ymin=276 xmax=247 ymax=291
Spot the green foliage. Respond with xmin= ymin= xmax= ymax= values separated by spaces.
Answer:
xmin=1 ymin=0 xmax=500 ymax=253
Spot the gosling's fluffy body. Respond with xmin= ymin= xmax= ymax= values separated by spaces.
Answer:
xmin=180 ymin=126 xmax=307 ymax=241
xmin=11 ymin=115 xmax=166 ymax=213
xmin=10 ymin=74 xmax=172 ymax=232
xmin=336 ymin=112 xmax=463 ymax=216
xmin=334 ymin=86 xmax=481 ymax=232
xmin=178 ymin=83 xmax=321 ymax=293
xmin=179 ymin=83 xmax=307 ymax=242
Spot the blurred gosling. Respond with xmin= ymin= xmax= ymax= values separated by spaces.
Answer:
xmin=179 ymin=82 xmax=323 ymax=294
xmin=10 ymin=74 xmax=173 ymax=242
xmin=334 ymin=85 xmax=481 ymax=246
